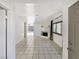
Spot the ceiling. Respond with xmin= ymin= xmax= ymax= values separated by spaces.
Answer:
xmin=15 ymin=0 xmax=70 ymax=23
xmin=16 ymin=0 xmax=68 ymax=3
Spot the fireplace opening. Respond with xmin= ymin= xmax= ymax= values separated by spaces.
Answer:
xmin=41 ymin=32 xmax=48 ymax=37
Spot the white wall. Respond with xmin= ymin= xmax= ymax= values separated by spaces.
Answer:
xmin=53 ymin=11 xmax=63 ymax=47
xmin=34 ymin=24 xmax=41 ymax=37
xmin=53 ymin=34 xmax=62 ymax=47
xmin=15 ymin=16 xmax=26 ymax=44
xmin=15 ymin=3 xmax=26 ymax=16
xmin=15 ymin=3 xmax=27 ymax=44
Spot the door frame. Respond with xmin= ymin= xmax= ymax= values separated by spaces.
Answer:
xmin=68 ymin=1 xmax=79 ymax=59
xmin=5 ymin=10 xmax=8 ymax=59
xmin=0 ymin=3 xmax=8 ymax=59
xmin=63 ymin=0 xmax=79 ymax=59
xmin=50 ymin=20 xmax=53 ymax=40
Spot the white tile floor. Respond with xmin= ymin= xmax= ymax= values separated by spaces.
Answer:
xmin=16 ymin=34 xmax=62 ymax=59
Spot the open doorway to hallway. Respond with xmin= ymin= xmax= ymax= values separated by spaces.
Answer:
xmin=27 ymin=25 xmax=34 ymax=36
xmin=16 ymin=11 xmax=63 ymax=59
xmin=15 ymin=0 xmax=63 ymax=59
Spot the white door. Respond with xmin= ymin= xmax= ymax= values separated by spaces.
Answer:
xmin=0 ymin=10 xmax=6 ymax=59
xmin=68 ymin=1 xmax=79 ymax=59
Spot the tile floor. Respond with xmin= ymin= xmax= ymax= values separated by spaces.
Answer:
xmin=16 ymin=33 xmax=62 ymax=59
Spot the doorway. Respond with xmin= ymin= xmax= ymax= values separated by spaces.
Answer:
xmin=0 ymin=6 xmax=7 ymax=59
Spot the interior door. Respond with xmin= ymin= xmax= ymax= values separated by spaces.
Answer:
xmin=68 ymin=1 xmax=79 ymax=59
xmin=0 ymin=10 xmax=6 ymax=59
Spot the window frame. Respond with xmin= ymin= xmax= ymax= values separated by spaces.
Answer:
xmin=52 ymin=21 xmax=62 ymax=36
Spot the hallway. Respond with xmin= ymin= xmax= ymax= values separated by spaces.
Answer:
xmin=1 ymin=0 xmax=79 ymax=59
xmin=16 ymin=34 xmax=62 ymax=59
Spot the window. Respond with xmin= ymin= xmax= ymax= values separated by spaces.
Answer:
xmin=53 ymin=21 xmax=62 ymax=35
xmin=57 ymin=23 xmax=62 ymax=33
xmin=53 ymin=24 xmax=57 ymax=32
